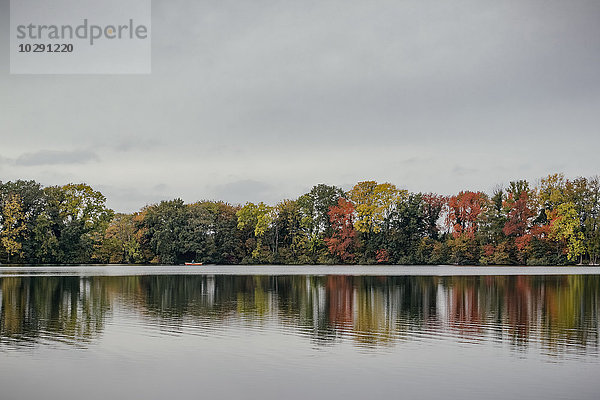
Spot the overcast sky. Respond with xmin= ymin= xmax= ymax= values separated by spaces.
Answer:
xmin=1 ymin=0 xmax=599 ymax=212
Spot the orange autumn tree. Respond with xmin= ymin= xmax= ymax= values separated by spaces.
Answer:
xmin=504 ymin=192 xmax=533 ymax=237
xmin=324 ymin=198 xmax=358 ymax=263
xmin=502 ymin=190 xmax=535 ymax=263
xmin=446 ymin=191 xmax=487 ymax=238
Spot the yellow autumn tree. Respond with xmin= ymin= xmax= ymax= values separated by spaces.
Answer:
xmin=1 ymin=194 xmax=27 ymax=263
xmin=550 ymin=202 xmax=585 ymax=262
xmin=538 ymin=173 xmax=567 ymax=209
xmin=349 ymin=181 xmax=405 ymax=234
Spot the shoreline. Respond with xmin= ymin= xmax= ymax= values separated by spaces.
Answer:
xmin=2 ymin=264 xmax=600 ymax=277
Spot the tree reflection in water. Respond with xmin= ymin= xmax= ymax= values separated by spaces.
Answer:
xmin=1 ymin=275 xmax=598 ymax=355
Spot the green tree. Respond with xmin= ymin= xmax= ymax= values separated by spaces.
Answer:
xmin=297 ymin=184 xmax=345 ymax=262
xmin=57 ymin=184 xmax=114 ymax=263
xmin=140 ymin=199 xmax=187 ymax=264
xmin=237 ymin=202 xmax=274 ymax=262
xmin=386 ymin=193 xmax=427 ymax=263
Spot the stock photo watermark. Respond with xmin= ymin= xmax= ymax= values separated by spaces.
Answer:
xmin=10 ymin=0 xmax=151 ymax=74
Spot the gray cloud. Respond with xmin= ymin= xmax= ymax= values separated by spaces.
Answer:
xmin=96 ymin=136 xmax=160 ymax=153
xmin=452 ymin=165 xmax=477 ymax=176
xmin=16 ymin=150 xmax=99 ymax=166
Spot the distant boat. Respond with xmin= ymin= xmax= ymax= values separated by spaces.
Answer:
xmin=185 ymin=262 xmax=203 ymax=266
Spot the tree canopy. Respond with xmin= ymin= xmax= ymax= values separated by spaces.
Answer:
xmin=1 ymin=174 xmax=599 ymax=265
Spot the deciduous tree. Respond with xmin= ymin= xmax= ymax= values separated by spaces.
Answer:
xmin=324 ymin=198 xmax=358 ymax=263
xmin=0 ymin=194 xmax=26 ymax=263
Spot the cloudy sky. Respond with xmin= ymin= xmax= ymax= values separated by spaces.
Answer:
xmin=1 ymin=0 xmax=599 ymax=212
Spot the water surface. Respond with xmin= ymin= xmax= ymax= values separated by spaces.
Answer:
xmin=1 ymin=267 xmax=599 ymax=399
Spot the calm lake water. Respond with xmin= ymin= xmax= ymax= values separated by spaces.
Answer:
xmin=1 ymin=266 xmax=600 ymax=400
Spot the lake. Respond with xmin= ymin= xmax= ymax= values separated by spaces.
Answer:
xmin=1 ymin=266 xmax=599 ymax=400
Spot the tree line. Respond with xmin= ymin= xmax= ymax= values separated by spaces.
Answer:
xmin=0 ymin=173 xmax=599 ymax=265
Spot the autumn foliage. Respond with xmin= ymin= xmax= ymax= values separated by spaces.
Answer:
xmin=1 ymin=173 xmax=599 ymax=265
xmin=447 ymin=191 xmax=486 ymax=238
xmin=324 ymin=198 xmax=358 ymax=262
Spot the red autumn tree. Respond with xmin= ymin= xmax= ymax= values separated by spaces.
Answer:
xmin=446 ymin=191 xmax=486 ymax=238
xmin=324 ymin=198 xmax=358 ymax=262
xmin=503 ymin=192 xmax=533 ymax=237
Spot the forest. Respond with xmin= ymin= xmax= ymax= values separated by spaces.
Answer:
xmin=0 ymin=173 xmax=598 ymax=265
